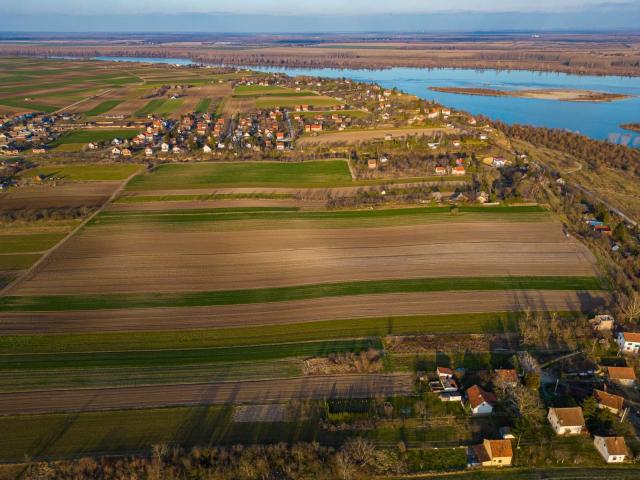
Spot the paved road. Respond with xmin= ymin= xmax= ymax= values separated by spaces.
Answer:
xmin=0 ymin=374 xmax=415 ymax=415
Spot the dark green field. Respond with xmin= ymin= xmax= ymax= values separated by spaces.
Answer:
xmin=84 ymin=99 xmax=122 ymax=116
xmin=49 ymin=128 xmax=140 ymax=146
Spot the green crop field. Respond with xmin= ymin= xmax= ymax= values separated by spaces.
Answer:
xmin=0 ymin=359 xmax=303 ymax=392
xmin=154 ymin=98 xmax=183 ymax=115
xmin=195 ymin=97 xmax=212 ymax=113
xmin=255 ymin=96 xmax=341 ymax=108
xmin=0 ymin=276 xmax=598 ymax=313
xmin=84 ymin=100 xmax=122 ymax=116
xmin=49 ymin=128 xmax=140 ymax=146
xmin=0 ymin=254 xmax=40 ymax=271
xmin=126 ymin=160 xmax=354 ymax=190
xmin=233 ymin=85 xmax=315 ymax=96
xmin=86 ymin=204 xmax=550 ymax=231
xmin=0 ymin=312 xmax=532 ymax=355
xmin=0 ymin=232 xmax=67 ymax=254
xmin=27 ymin=163 xmax=140 ymax=181
xmin=0 ymin=338 xmax=380 ymax=371
xmin=135 ymin=98 xmax=166 ymax=116
xmin=0 ymin=96 xmax=58 ymax=113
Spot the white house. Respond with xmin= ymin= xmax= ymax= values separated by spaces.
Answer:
xmin=144 ymin=147 xmax=153 ymax=157
xmin=161 ymin=143 xmax=169 ymax=153
xmin=466 ymin=385 xmax=496 ymax=415
xmin=594 ymin=436 xmax=627 ymax=463
xmin=111 ymin=147 xmax=121 ymax=156
xmin=203 ymin=145 xmax=212 ymax=153
xmin=593 ymin=389 xmax=625 ymax=416
xmin=617 ymin=331 xmax=640 ymax=355
xmin=547 ymin=407 xmax=585 ymax=435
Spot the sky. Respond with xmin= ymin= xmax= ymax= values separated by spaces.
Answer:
xmin=2 ymin=0 xmax=639 ymax=32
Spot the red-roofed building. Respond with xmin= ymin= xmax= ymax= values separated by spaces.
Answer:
xmin=466 ymin=385 xmax=496 ymax=415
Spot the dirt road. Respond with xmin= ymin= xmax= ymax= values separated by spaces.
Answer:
xmin=0 ymin=374 xmax=414 ymax=415
xmin=0 ymin=290 xmax=609 ymax=334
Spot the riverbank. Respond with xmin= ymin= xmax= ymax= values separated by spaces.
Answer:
xmin=429 ymin=86 xmax=632 ymax=102
xmin=621 ymin=123 xmax=640 ymax=132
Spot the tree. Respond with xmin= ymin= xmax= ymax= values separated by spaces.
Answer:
xmin=620 ymin=291 xmax=640 ymax=325
xmin=613 ymin=222 xmax=628 ymax=242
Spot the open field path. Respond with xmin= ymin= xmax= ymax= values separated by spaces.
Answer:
xmin=0 ymin=374 xmax=414 ymax=415
xmin=0 ymin=168 xmax=143 ymax=296
xmin=108 ymin=198 xmax=327 ymax=212
xmin=297 ymin=127 xmax=458 ymax=145
xmin=0 ymin=290 xmax=609 ymax=334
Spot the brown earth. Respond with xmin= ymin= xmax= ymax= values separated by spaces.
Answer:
xmin=0 ymin=290 xmax=610 ymax=334
xmin=297 ymin=127 xmax=457 ymax=146
xmin=0 ymin=182 xmax=120 ymax=211
xmin=10 ymin=221 xmax=598 ymax=295
xmin=0 ymin=374 xmax=415 ymax=415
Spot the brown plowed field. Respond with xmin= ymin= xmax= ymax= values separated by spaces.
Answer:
xmin=0 ymin=374 xmax=414 ymax=415
xmin=11 ymin=222 xmax=598 ymax=295
xmin=0 ymin=290 xmax=609 ymax=334
xmin=0 ymin=182 xmax=120 ymax=211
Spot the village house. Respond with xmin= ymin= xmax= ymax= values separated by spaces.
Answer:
xmin=122 ymin=148 xmax=132 ymax=157
xmin=594 ymin=436 xmax=628 ymax=463
xmin=452 ymin=166 xmax=466 ymax=176
xmin=547 ymin=407 xmax=585 ymax=435
xmin=590 ymin=314 xmax=615 ymax=332
xmin=367 ymin=159 xmax=377 ymax=170
xmin=466 ymin=385 xmax=496 ymax=415
xmin=203 ymin=145 xmax=212 ymax=153
xmin=607 ymin=366 xmax=636 ymax=386
xmin=144 ymin=147 xmax=154 ymax=157
xmin=435 ymin=166 xmax=447 ymax=176
xmin=161 ymin=143 xmax=169 ymax=153
xmin=495 ymin=369 xmax=518 ymax=388
xmin=472 ymin=439 xmax=513 ymax=467
xmin=111 ymin=147 xmax=121 ymax=156
xmin=593 ymin=389 xmax=625 ymax=416
xmin=617 ymin=331 xmax=640 ymax=354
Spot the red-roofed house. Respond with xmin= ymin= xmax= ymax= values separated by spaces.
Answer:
xmin=472 ymin=439 xmax=513 ymax=467
xmin=617 ymin=331 xmax=640 ymax=355
xmin=466 ymin=385 xmax=496 ymax=415
xmin=593 ymin=389 xmax=625 ymax=416
xmin=608 ymin=366 xmax=636 ymax=386
xmin=495 ymin=369 xmax=518 ymax=387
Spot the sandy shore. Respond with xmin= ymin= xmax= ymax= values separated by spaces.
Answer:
xmin=429 ymin=86 xmax=631 ymax=102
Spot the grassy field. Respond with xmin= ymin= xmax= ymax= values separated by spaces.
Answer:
xmin=0 ymin=232 xmax=67 ymax=254
xmin=26 ymin=163 xmax=140 ymax=181
xmin=0 ymin=359 xmax=303 ymax=391
xmin=84 ymin=100 xmax=122 ymax=116
xmin=0 ymin=96 xmax=58 ymax=113
xmin=0 ymin=338 xmax=381 ymax=371
xmin=195 ymin=97 xmax=211 ymax=113
xmin=134 ymin=99 xmax=166 ymax=117
xmin=0 ymin=275 xmax=597 ymax=312
xmin=114 ymin=192 xmax=297 ymax=203
xmin=126 ymin=160 xmax=354 ymax=190
xmin=154 ymin=98 xmax=183 ymax=115
xmin=233 ymin=85 xmax=315 ymax=97
xmin=0 ymin=254 xmax=40 ymax=271
xmin=85 ymin=205 xmax=550 ymax=231
xmin=49 ymin=128 xmax=140 ymax=146
xmin=255 ymin=96 xmax=341 ymax=109
xmin=0 ymin=312 xmax=530 ymax=355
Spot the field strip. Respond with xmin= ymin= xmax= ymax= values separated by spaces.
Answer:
xmin=0 ymin=312 xmax=535 ymax=355
xmin=0 ymin=276 xmax=604 ymax=312
xmin=0 ymin=290 xmax=609 ymax=334
xmin=0 ymin=167 xmax=143 ymax=296
xmin=0 ymin=374 xmax=415 ymax=415
xmin=296 ymin=127 xmax=458 ymax=145
xmin=117 ymin=181 xmax=470 ymax=198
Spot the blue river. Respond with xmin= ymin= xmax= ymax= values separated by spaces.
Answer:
xmin=94 ymin=56 xmax=640 ymax=144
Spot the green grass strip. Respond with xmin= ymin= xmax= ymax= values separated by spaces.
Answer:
xmin=0 ymin=276 xmax=603 ymax=312
xmin=84 ymin=100 xmax=122 ymax=116
xmin=0 ymin=338 xmax=380 ymax=371
xmin=195 ymin=97 xmax=211 ymax=113
xmin=135 ymin=98 xmax=166 ymax=117
xmin=89 ymin=205 xmax=548 ymax=227
xmin=0 ymin=312 xmax=533 ymax=355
